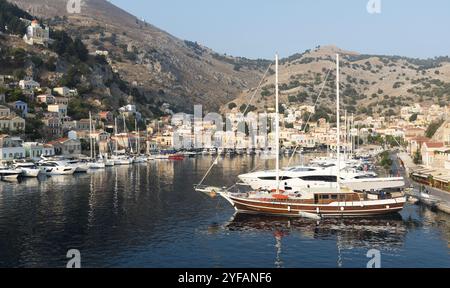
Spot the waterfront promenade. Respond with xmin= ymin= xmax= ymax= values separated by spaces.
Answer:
xmin=397 ymin=152 xmax=450 ymax=214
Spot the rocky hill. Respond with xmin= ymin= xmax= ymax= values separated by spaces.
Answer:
xmin=4 ymin=0 xmax=450 ymax=120
xmin=225 ymin=45 xmax=450 ymax=119
xmin=7 ymin=0 xmax=268 ymax=115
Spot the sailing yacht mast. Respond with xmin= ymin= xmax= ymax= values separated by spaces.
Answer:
xmin=92 ymin=113 xmax=97 ymax=160
xmin=137 ymin=124 xmax=140 ymax=154
xmin=344 ymin=110 xmax=347 ymax=161
xmin=275 ymin=54 xmax=280 ymax=193
xmin=114 ymin=117 xmax=118 ymax=156
xmin=336 ymin=54 xmax=341 ymax=193
xmin=89 ymin=111 xmax=93 ymax=159
xmin=351 ymin=113 xmax=354 ymax=156
xmin=135 ymin=118 xmax=139 ymax=154
xmin=123 ymin=116 xmax=131 ymax=153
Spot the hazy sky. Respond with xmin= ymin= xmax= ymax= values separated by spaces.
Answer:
xmin=109 ymin=0 xmax=450 ymax=60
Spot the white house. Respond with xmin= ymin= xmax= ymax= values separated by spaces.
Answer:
xmin=95 ymin=50 xmax=109 ymax=57
xmin=0 ymin=135 xmax=25 ymax=160
xmin=23 ymin=20 xmax=50 ymax=46
xmin=23 ymin=142 xmax=55 ymax=159
xmin=19 ymin=78 xmax=40 ymax=90
xmin=119 ymin=104 xmax=142 ymax=120
xmin=47 ymin=104 xmax=67 ymax=117
xmin=53 ymin=87 xmax=78 ymax=97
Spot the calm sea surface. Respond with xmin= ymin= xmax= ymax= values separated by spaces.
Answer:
xmin=0 ymin=155 xmax=449 ymax=268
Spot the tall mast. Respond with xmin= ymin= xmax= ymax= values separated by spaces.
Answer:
xmin=275 ymin=54 xmax=280 ymax=193
xmin=135 ymin=118 xmax=139 ymax=154
xmin=92 ymin=114 xmax=96 ymax=159
xmin=357 ymin=123 xmax=359 ymax=151
xmin=351 ymin=113 xmax=354 ymax=156
xmin=89 ymin=111 xmax=93 ymax=159
xmin=336 ymin=54 xmax=341 ymax=193
xmin=114 ymin=117 xmax=118 ymax=156
xmin=123 ymin=116 xmax=130 ymax=152
xmin=344 ymin=110 xmax=347 ymax=161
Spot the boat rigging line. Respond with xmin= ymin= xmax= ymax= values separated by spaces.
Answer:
xmin=287 ymin=67 xmax=333 ymax=168
xmin=195 ymin=62 xmax=274 ymax=189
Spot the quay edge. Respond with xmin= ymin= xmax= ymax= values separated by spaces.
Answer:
xmin=398 ymin=152 xmax=450 ymax=215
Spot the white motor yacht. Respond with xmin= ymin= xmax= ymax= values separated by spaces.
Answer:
xmin=12 ymin=160 xmax=40 ymax=177
xmin=133 ymin=155 xmax=148 ymax=163
xmin=88 ymin=159 xmax=106 ymax=169
xmin=0 ymin=166 xmax=22 ymax=180
xmin=238 ymin=162 xmax=403 ymax=192
xmin=66 ymin=159 xmax=89 ymax=173
xmin=112 ymin=155 xmax=133 ymax=165
xmin=104 ymin=158 xmax=115 ymax=166
xmin=37 ymin=161 xmax=76 ymax=176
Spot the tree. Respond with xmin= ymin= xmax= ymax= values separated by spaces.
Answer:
xmin=288 ymin=95 xmax=297 ymax=103
xmin=72 ymin=38 xmax=89 ymax=62
xmin=228 ymin=102 xmax=237 ymax=110
xmin=50 ymin=31 xmax=89 ymax=63
xmin=425 ymin=120 xmax=444 ymax=138
xmin=379 ymin=151 xmax=393 ymax=170
xmin=67 ymin=97 xmax=94 ymax=120
xmin=285 ymin=123 xmax=294 ymax=129
xmin=409 ymin=113 xmax=418 ymax=122
xmin=413 ymin=151 xmax=422 ymax=165
xmin=45 ymin=56 xmax=57 ymax=71
xmin=24 ymin=117 xmax=44 ymax=141
xmin=0 ymin=0 xmax=31 ymax=35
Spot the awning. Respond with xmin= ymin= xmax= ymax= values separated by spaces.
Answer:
xmin=412 ymin=173 xmax=429 ymax=179
xmin=433 ymin=176 xmax=450 ymax=183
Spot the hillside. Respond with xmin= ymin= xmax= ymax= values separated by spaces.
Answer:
xmin=4 ymin=0 xmax=450 ymax=120
xmin=225 ymin=45 xmax=450 ymax=119
xmin=6 ymin=0 xmax=267 ymax=114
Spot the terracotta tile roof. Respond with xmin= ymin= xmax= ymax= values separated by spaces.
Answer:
xmin=47 ymin=137 xmax=68 ymax=145
xmin=410 ymin=136 xmax=430 ymax=142
xmin=425 ymin=142 xmax=444 ymax=148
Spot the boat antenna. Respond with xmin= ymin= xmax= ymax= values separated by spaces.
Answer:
xmin=336 ymin=54 xmax=341 ymax=193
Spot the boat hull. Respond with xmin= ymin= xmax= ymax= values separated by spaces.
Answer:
xmin=104 ymin=160 xmax=115 ymax=167
xmin=74 ymin=166 xmax=89 ymax=173
xmin=88 ymin=162 xmax=106 ymax=169
xmin=168 ymin=155 xmax=185 ymax=160
xmin=39 ymin=166 xmax=75 ymax=176
xmin=0 ymin=173 xmax=20 ymax=180
xmin=220 ymin=193 xmax=406 ymax=218
xmin=20 ymin=168 xmax=40 ymax=177
xmin=113 ymin=158 xmax=133 ymax=165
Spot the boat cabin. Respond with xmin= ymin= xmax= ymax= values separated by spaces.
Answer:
xmin=313 ymin=192 xmax=360 ymax=204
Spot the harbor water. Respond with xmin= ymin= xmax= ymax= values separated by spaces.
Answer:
xmin=0 ymin=155 xmax=449 ymax=267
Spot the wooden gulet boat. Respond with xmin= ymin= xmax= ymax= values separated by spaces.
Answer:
xmin=218 ymin=189 xmax=406 ymax=218
xmin=214 ymin=54 xmax=406 ymax=218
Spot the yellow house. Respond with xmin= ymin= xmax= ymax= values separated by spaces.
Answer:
xmin=0 ymin=116 xmax=25 ymax=132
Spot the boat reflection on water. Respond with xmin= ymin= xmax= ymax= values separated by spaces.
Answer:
xmin=223 ymin=213 xmax=408 ymax=267
xmin=226 ymin=213 xmax=406 ymax=245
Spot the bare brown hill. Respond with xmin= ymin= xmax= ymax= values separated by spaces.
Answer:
xmin=8 ymin=0 xmax=268 ymax=113
xmin=225 ymin=45 xmax=450 ymax=118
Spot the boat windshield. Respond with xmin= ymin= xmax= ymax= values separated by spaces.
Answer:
xmin=286 ymin=167 xmax=316 ymax=172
